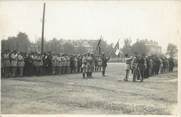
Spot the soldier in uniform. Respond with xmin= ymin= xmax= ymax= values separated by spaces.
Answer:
xmin=98 ymin=56 xmax=102 ymax=71
xmin=70 ymin=55 xmax=74 ymax=73
xmin=81 ymin=54 xmax=87 ymax=78
xmin=131 ymin=54 xmax=139 ymax=82
xmin=159 ymin=57 xmax=163 ymax=74
xmin=62 ymin=55 xmax=66 ymax=74
xmin=42 ymin=53 xmax=48 ymax=75
xmin=56 ymin=54 xmax=59 ymax=74
xmin=144 ymin=56 xmax=149 ymax=78
xmin=94 ymin=56 xmax=98 ymax=72
xmin=77 ymin=55 xmax=82 ymax=73
xmin=32 ymin=53 xmax=38 ymax=76
xmin=57 ymin=54 xmax=62 ymax=74
xmin=3 ymin=50 xmax=11 ymax=78
xmin=17 ymin=52 xmax=25 ymax=77
xmin=64 ymin=56 xmax=68 ymax=74
xmin=124 ymin=54 xmax=132 ymax=81
xmin=148 ymin=57 xmax=153 ymax=76
xmin=155 ymin=56 xmax=161 ymax=75
xmin=74 ymin=56 xmax=78 ymax=73
xmin=67 ymin=56 xmax=70 ymax=73
xmin=162 ymin=57 xmax=167 ymax=73
xmin=24 ymin=53 xmax=33 ymax=76
xmin=86 ymin=53 xmax=94 ymax=78
xmin=1 ymin=51 xmax=5 ymax=77
xmin=90 ymin=53 xmax=95 ymax=75
xmin=165 ymin=58 xmax=169 ymax=72
xmin=169 ymin=57 xmax=174 ymax=72
xmin=101 ymin=53 xmax=110 ymax=77
xmin=137 ymin=54 xmax=146 ymax=82
xmin=10 ymin=50 xmax=18 ymax=77
xmin=38 ymin=53 xmax=43 ymax=75
xmin=51 ymin=53 xmax=57 ymax=75
xmin=47 ymin=53 xmax=52 ymax=75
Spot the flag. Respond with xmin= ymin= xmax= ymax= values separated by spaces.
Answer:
xmin=96 ymin=38 xmax=101 ymax=49
xmin=114 ymin=41 xmax=119 ymax=50
xmin=115 ymin=49 xmax=120 ymax=55
xmin=114 ymin=40 xmax=120 ymax=55
xmin=96 ymin=36 xmax=102 ymax=55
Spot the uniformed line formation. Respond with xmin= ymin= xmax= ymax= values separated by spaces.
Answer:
xmin=124 ymin=53 xmax=175 ymax=82
xmin=1 ymin=50 xmax=110 ymax=78
xmin=1 ymin=50 xmax=175 ymax=81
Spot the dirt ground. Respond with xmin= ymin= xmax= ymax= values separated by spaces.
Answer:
xmin=1 ymin=63 xmax=178 ymax=114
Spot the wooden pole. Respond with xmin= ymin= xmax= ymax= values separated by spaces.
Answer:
xmin=41 ymin=3 xmax=46 ymax=54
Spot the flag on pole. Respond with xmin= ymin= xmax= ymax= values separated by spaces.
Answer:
xmin=114 ymin=40 xmax=120 ymax=55
xmin=115 ymin=49 xmax=120 ymax=55
xmin=96 ymin=36 xmax=102 ymax=55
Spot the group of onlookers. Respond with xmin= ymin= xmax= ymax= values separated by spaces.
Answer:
xmin=124 ymin=53 xmax=175 ymax=82
xmin=1 ymin=50 xmax=106 ymax=78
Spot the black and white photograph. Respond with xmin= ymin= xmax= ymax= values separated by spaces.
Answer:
xmin=0 ymin=0 xmax=180 ymax=115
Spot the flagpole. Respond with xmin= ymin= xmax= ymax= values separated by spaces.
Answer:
xmin=99 ymin=35 xmax=102 ymax=55
xmin=117 ymin=38 xmax=120 ymax=62
xmin=96 ymin=35 xmax=102 ymax=56
xmin=41 ymin=3 xmax=46 ymax=54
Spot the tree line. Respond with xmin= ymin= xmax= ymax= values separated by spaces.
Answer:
xmin=1 ymin=32 xmax=177 ymax=58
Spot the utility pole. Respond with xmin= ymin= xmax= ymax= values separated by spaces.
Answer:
xmin=41 ymin=3 xmax=46 ymax=54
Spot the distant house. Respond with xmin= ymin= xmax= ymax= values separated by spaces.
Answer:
xmin=144 ymin=40 xmax=162 ymax=56
xmin=73 ymin=40 xmax=95 ymax=53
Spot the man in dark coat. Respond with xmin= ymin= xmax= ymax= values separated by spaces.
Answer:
xmin=169 ymin=57 xmax=174 ymax=72
xmin=70 ymin=55 xmax=74 ymax=73
xmin=155 ymin=56 xmax=161 ymax=75
xmin=24 ymin=53 xmax=34 ymax=76
xmin=124 ymin=54 xmax=132 ymax=81
xmin=101 ymin=53 xmax=110 ymax=77
xmin=137 ymin=55 xmax=146 ymax=82
xmin=144 ymin=56 xmax=149 ymax=78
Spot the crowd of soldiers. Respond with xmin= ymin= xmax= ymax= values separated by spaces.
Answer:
xmin=1 ymin=50 xmax=110 ymax=78
xmin=124 ymin=53 xmax=175 ymax=82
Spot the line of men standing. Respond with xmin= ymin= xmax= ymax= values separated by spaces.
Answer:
xmin=1 ymin=50 xmax=110 ymax=78
xmin=81 ymin=52 xmax=110 ymax=78
xmin=124 ymin=53 xmax=175 ymax=82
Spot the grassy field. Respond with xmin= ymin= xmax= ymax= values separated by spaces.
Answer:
xmin=1 ymin=63 xmax=178 ymax=114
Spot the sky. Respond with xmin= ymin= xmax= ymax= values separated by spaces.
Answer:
xmin=0 ymin=1 xmax=181 ymax=52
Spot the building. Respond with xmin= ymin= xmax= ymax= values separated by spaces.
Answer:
xmin=144 ymin=40 xmax=162 ymax=56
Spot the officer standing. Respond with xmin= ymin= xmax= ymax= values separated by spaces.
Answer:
xmin=10 ymin=50 xmax=18 ymax=77
xmin=101 ymin=53 xmax=110 ymax=77
xmin=124 ymin=54 xmax=132 ymax=81
xmin=169 ymin=57 xmax=174 ymax=72
xmin=81 ymin=54 xmax=87 ymax=78
xmin=17 ymin=52 xmax=25 ymax=77
xmin=137 ymin=54 xmax=146 ymax=82
xmin=131 ymin=54 xmax=138 ymax=82
xmin=98 ymin=56 xmax=102 ymax=71
xmin=70 ymin=55 xmax=74 ymax=73
xmin=3 ymin=50 xmax=11 ymax=78
xmin=86 ymin=53 xmax=94 ymax=78
xmin=51 ymin=53 xmax=57 ymax=75
xmin=148 ymin=57 xmax=153 ymax=76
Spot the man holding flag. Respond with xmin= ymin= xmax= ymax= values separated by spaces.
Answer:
xmin=100 ymin=38 xmax=120 ymax=77
xmin=96 ymin=36 xmax=110 ymax=77
xmin=101 ymin=52 xmax=110 ymax=76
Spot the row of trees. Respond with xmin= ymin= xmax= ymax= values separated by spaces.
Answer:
xmin=1 ymin=32 xmax=178 ymax=58
xmin=1 ymin=32 xmax=115 ymax=55
xmin=122 ymin=39 xmax=153 ymax=56
xmin=1 ymin=32 xmax=31 ymax=52
xmin=121 ymin=38 xmax=177 ymax=58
